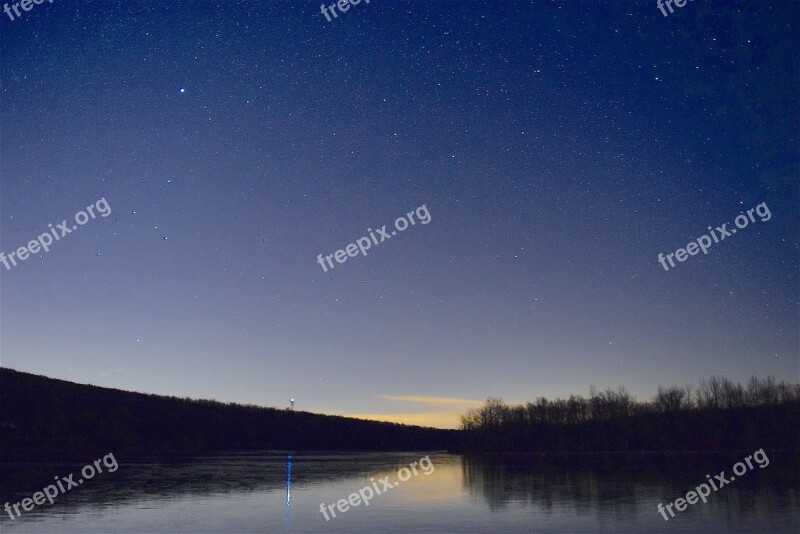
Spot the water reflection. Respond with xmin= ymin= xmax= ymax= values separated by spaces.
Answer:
xmin=284 ymin=455 xmax=292 ymax=527
xmin=0 ymin=452 xmax=435 ymax=515
xmin=0 ymin=452 xmax=797 ymax=533
xmin=461 ymin=452 xmax=800 ymax=528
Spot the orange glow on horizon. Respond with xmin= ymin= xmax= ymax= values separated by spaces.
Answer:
xmin=339 ymin=411 xmax=465 ymax=429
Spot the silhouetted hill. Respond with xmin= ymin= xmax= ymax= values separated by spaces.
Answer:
xmin=0 ymin=368 xmax=455 ymax=461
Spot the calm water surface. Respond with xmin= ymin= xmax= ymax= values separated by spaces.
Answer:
xmin=1 ymin=452 xmax=798 ymax=533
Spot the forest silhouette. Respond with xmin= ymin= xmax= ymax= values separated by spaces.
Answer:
xmin=0 ymin=368 xmax=453 ymax=461
xmin=458 ymin=377 xmax=799 ymax=453
xmin=1 ymin=368 xmax=797 ymax=461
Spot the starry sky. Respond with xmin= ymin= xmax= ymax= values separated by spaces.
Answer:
xmin=1 ymin=1 xmax=797 ymax=429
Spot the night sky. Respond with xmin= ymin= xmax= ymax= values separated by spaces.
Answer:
xmin=1 ymin=1 xmax=797 ymax=429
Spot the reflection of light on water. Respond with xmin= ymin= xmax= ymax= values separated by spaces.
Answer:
xmin=284 ymin=455 xmax=293 ymax=527
xmin=286 ymin=455 xmax=293 ymax=508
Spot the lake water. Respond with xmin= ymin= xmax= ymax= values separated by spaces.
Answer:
xmin=1 ymin=452 xmax=798 ymax=533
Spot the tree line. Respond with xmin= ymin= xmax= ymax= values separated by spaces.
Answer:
xmin=3 ymin=368 xmax=797 ymax=460
xmin=457 ymin=376 xmax=800 ymax=453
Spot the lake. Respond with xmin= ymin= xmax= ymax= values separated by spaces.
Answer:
xmin=1 ymin=452 xmax=798 ymax=533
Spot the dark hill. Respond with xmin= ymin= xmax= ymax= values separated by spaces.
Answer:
xmin=0 ymin=368 xmax=455 ymax=461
